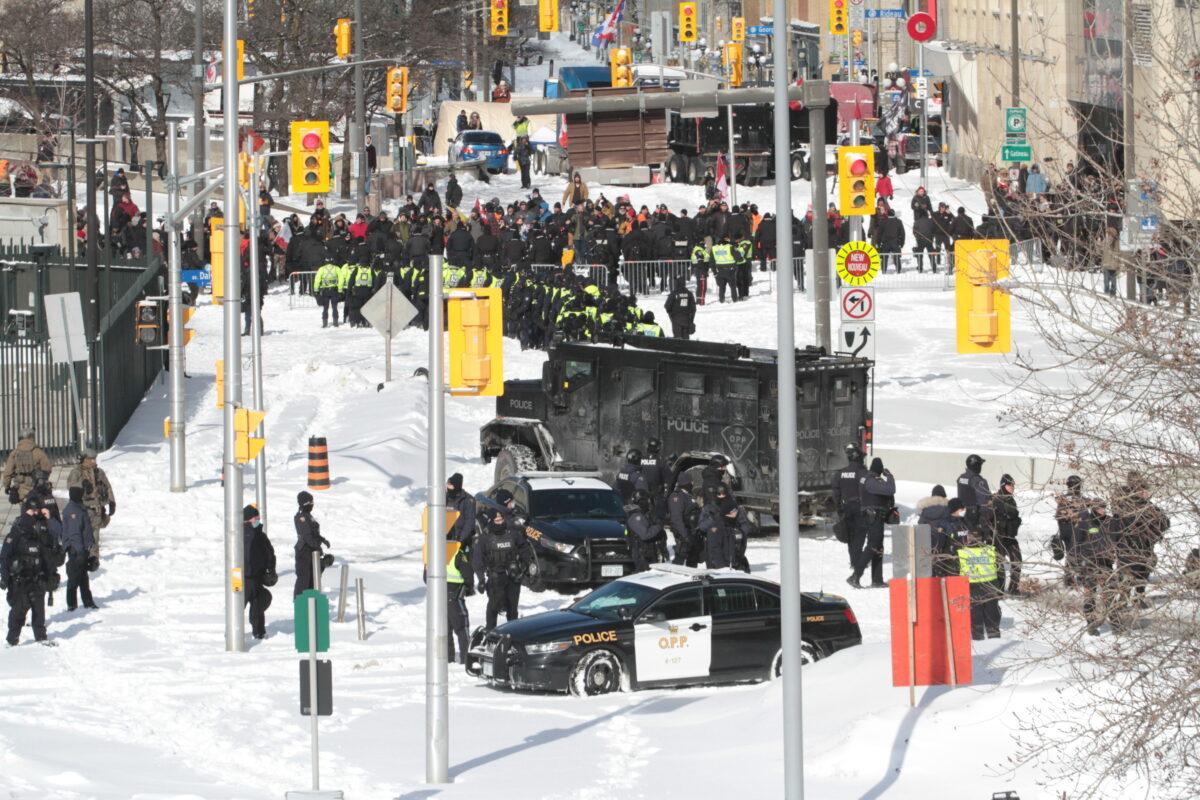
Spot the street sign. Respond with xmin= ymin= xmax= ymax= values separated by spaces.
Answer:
xmin=360 ymin=282 xmax=417 ymax=339
xmin=43 ymin=292 xmax=88 ymax=364
xmin=866 ymin=8 xmax=906 ymax=18
xmin=1004 ymin=107 xmax=1027 ymax=139
xmin=746 ymin=25 xmax=773 ymax=35
xmin=914 ymin=77 xmax=928 ymax=100
xmin=294 ymin=590 xmax=331 ymax=653
xmin=838 ymin=323 xmax=876 ymax=361
xmin=299 ymin=659 xmax=333 ymax=716
xmin=835 ymin=241 xmax=881 ymax=286
xmin=1001 ymin=142 xmax=1031 ymax=162
xmin=840 ymin=286 xmax=875 ymax=322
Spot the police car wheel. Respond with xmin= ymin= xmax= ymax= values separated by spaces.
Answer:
xmin=768 ymin=640 xmax=821 ymax=680
xmin=569 ymin=649 xmax=623 ymax=696
xmin=525 ymin=557 xmax=547 ymax=593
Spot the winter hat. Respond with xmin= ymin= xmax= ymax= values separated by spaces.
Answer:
xmin=1000 ymin=474 xmax=1015 ymax=488
xmin=297 ymin=490 xmax=314 ymax=507
xmin=1066 ymin=475 xmax=1083 ymax=490
xmin=447 ymin=473 xmax=463 ymax=491
xmin=948 ymin=498 xmax=965 ymax=514
xmin=931 ymin=484 xmax=947 ymax=498
xmin=676 ymin=472 xmax=694 ymax=489
xmin=243 ymin=504 xmax=259 ymax=522
xmin=68 ymin=486 xmax=84 ymax=504
xmin=493 ymin=488 xmax=514 ymax=506
xmin=869 ymin=457 xmax=884 ymax=476
xmin=719 ymin=496 xmax=739 ymax=515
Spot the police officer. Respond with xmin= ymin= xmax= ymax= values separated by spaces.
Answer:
xmin=3 ymin=425 xmax=51 ymax=504
xmin=702 ymin=454 xmax=729 ymax=494
xmin=244 ymin=505 xmax=276 ymax=639
xmin=625 ymin=490 xmax=668 ymax=572
xmin=640 ymin=439 xmax=672 ymax=511
xmin=68 ymin=448 xmax=115 ymax=552
xmin=847 ymin=457 xmax=896 ymax=588
xmin=312 ymin=256 xmax=342 ymax=327
xmin=445 ymin=473 xmax=476 ymax=543
xmin=711 ymin=235 xmax=737 ymax=303
xmin=1053 ymin=475 xmax=1084 ymax=586
xmin=722 ymin=492 xmax=754 ymax=572
xmin=614 ymin=448 xmax=648 ymax=503
xmin=957 ymin=528 xmax=1002 ymax=640
xmin=956 ymin=454 xmax=991 ymax=530
xmin=989 ymin=474 xmax=1023 ymax=595
xmin=293 ymin=491 xmax=330 ymax=598
xmin=831 ymin=443 xmax=868 ymax=568
xmin=700 ymin=485 xmax=736 ymax=569
xmin=667 ymin=473 xmax=701 ymax=566
xmin=61 ymin=485 xmax=97 ymax=611
xmin=473 ymin=506 xmax=532 ymax=629
xmin=1075 ymin=498 xmax=1116 ymax=635
xmin=1 ymin=496 xmax=57 ymax=646
xmin=690 ymin=241 xmax=710 ymax=305
xmin=663 ymin=276 xmax=696 ymax=339
xmin=445 ymin=528 xmax=475 ymax=663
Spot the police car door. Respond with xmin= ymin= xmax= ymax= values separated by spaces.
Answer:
xmin=632 ymin=586 xmax=712 ymax=683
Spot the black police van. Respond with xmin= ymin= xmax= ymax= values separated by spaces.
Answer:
xmin=479 ymin=337 xmax=873 ymax=521
xmin=465 ymin=564 xmax=862 ymax=695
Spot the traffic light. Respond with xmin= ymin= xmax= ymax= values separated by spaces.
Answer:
xmin=215 ymin=360 xmax=224 ymax=408
xmin=290 ymin=120 xmax=330 ymax=194
xmin=334 ymin=18 xmax=352 ymax=58
xmin=387 ymin=66 xmax=409 ymax=114
xmin=830 ymin=0 xmax=847 ymax=35
xmin=209 ymin=216 xmax=224 ymax=301
xmin=168 ymin=306 xmax=197 ymax=346
xmin=837 ymin=145 xmax=875 ymax=216
xmin=447 ymin=288 xmax=504 ymax=397
xmin=238 ymin=151 xmax=251 ymax=189
xmin=610 ymin=47 xmax=633 ymax=88
xmin=134 ymin=300 xmax=160 ymax=346
xmin=539 ymin=0 xmax=559 ymax=32
xmin=490 ymin=0 xmax=508 ymax=36
xmin=852 ymin=29 xmax=862 ymax=46
xmin=237 ymin=39 xmax=245 ymax=81
xmin=234 ymin=406 xmax=267 ymax=463
xmin=679 ymin=2 xmax=697 ymax=42
xmin=725 ymin=42 xmax=743 ymax=87
xmin=463 ymin=70 xmax=473 ymax=91
xmin=954 ymin=240 xmax=1011 ymax=354
xmin=731 ymin=16 xmax=745 ymax=42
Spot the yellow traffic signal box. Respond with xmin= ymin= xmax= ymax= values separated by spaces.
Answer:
xmin=610 ymin=47 xmax=633 ymax=88
xmin=234 ymin=407 xmax=267 ymax=463
xmin=290 ymin=120 xmax=330 ymax=194
xmin=209 ymin=217 xmax=225 ymax=302
xmin=447 ymin=288 xmax=504 ymax=397
xmin=491 ymin=0 xmax=508 ymax=36
xmin=134 ymin=300 xmax=160 ymax=346
xmin=168 ymin=306 xmax=197 ymax=346
xmin=215 ymin=359 xmax=224 ymax=409
xmin=539 ymin=0 xmax=559 ymax=32
xmin=387 ymin=67 xmax=409 ymax=114
xmin=955 ymin=240 xmax=1011 ymax=354
xmin=830 ymin=0 xmax=847 ymax=34
xmin=731 ymin=16 xmax=745 ymax=41
xmin=679 ymin=2 xmax=697 ymax=42
xmin=837 ymin=146 xmax=875 ymax=216
xmin=334 ymin=18 xmax=352 ymax=58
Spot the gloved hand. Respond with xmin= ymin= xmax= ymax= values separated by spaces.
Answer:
xmin=107 ymin=501 xmax=116 ymax=516
xmin=6 ymin=487 xmax=18 ymax=505
xmin=320 ymin=537 xmax=331 ymax=548
xmin=476 ymin=579 xmax=487 ymax=594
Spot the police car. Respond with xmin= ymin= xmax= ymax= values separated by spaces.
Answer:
xmin=465 ymin=565 xmax=862 ymax=696
xmin=475 ymin=474 xmax=635 ymax=593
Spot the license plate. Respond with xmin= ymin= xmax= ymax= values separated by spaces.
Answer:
xmin=482 ymin=660 xmax=494 ymax=678
xmin=601 ymin=565 xmax=624 ymax=577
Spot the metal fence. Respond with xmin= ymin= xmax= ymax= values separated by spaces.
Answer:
xmin=289 ymin=271 xmax=318 ymax=308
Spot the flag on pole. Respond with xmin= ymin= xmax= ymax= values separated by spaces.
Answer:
xmin=715 ymin=153 xmax=728 ymax=200
xmin=591 ymin=0 xmax=626 ymax=48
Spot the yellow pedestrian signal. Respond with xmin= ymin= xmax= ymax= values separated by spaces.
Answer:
xmin=447 ymin=288 xmax=504 ymax=397
xmin=724 ymin=42 xmax=743 ymax=86
xmin=209 ymin=217 xmax=224 ymax=302
xmin=290 ymin=120 xmax=330 ymax=194
xmin=168 ymin=306 xmax=197 ymax=346
xmin=387 ymin=66 xmax=409 ymax=114
xmin=215 ymin=359 xmax=224 ymax=409
xmin=463 ymin=70 xmax=473 ymax=90
xmin=237 ymin=39 xmax=245 ymax=81
xmin=954 ymin=240 xmax=1011 ymax=354
xmin=539 ymin=0 xmax=559 ymax=32
xmin=837 ymin=146 xmax=875 ymax=216
xmin=679 ymin=2 xmax=697 ymax=42
xmin=610 ymin=47 xmax=633 ymax=88
xmin=731 ymin=16 xmax=745 ymax=42
xmin=134 ymin=300 xmax=160 ymax=346
xmin=830 ymin=0 xmax=847 ymax=35
xmin=238 ymin=151 xmax=251 ymax=190
xmin=234 ymin=407 xmax=267 ymax=463
xmin=334 ymin=18 xmax=352 ymax=58
xmin=490 ymin=0 xmax=508 ymax=36
xmin=852 ymin=29 xmax=863 ymax=46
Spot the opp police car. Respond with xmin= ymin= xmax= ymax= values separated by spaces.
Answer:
xmin=465 ymin=565 xmax=862 ymax=695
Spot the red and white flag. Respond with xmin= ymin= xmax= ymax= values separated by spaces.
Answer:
xmin=715 ymin=153 xmax=729 ymax=200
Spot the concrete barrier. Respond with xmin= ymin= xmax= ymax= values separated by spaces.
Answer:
xmin=871 ymin=443 xmax=1079 ymax=491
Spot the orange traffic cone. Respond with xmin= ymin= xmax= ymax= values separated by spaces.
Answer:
xmin=308 ymin=436 xmax=331 ymax=490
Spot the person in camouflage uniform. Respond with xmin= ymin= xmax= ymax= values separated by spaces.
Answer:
xmin=67 ymin=449 xmax=115 ymax=551
xmin=3 ymin=426 xmax=52 ymax=504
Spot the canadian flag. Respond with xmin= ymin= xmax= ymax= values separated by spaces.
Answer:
xmin=715 ymin=153 xmax=729 ymax=200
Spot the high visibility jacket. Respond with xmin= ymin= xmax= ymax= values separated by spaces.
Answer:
xmin=337 ymin=264 xmax=354 ymax=292
xmin=691 ymin=244 xmax=710 ymax=264
xmin=447 ymin=550 xmax=464 ymax=584
xmin=354 ymin=265 xmax=374 ymax=288
xmin=583 ymin=283 xmax=601 ymax=298
xmin=314 ymin=263 xmax=340 ymax=291
xmin=443 ymin=264 xmax=466 ymax=288
xmin=712 ymin=244 xmax=735 ymax=267
xmin=736 ymin=239 xmax=753 ymax=262
xmin=958 ymin=545 xmax=998 ymax=583
xmin=637 ymin=322 xmax=664 ymax=337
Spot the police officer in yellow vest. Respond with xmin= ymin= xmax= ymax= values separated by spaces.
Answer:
xmin=690 ymin=243 xmax=710 ymax=305
xmin=313 ymin=260 xmax=342 ymax=327
xmin=734 ymin=238 xmax=754 ymax=301
xmin=423 ymin=522 xmax=476 ymax=664
xmin=958 ymin=530 xmax=1002 ymax=640
xmin=348 ymin=255 xmax=375 ymax=328
xmin=711 ymin=236 xmax=737 ymax=303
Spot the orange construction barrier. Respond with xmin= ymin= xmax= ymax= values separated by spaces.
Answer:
xmin=307 ymin=436 xmax=331 ymax=490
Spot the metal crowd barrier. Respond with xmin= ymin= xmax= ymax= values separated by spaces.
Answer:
xmin=288 ymin=271 xmax=318 ymax=309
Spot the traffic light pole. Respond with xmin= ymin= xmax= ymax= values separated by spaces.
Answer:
xmin=221 ymin=0 xmax=246 ymax=653
xmin=726 ymin=103 xmax=737 ymax=206
xmin=808 ymin=84 xmax=832 ymax=356
xmin=353 ymin=0 xmax=366 ymax=213
xmin=426 ymin=254 xmax=449 ymax=784
xmin=848 ymin=119 xmax=863 ymax=243
xmin=774 ymin=8 xmax=807 ymax=799
xmin=918 ymin=44 xmax=927 ymax=182
xmin=247 ymin=153 xmax=267 ymax=525
xmin=167 ymin=121 xmax=187 ymax=494
xmin=193 ymin=0 xmax=206 ymax=262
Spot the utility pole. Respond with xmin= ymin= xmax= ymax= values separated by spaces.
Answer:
xmin=247 ymin=152 xmax=267 ymax=523
xmin=1010 ymin=0 xmax=1019 ymax=106
xmin=83 ymin=0 xmax=97 ymax=337
xmin=167 ymin=122 xmax=187 ymax=493
xmin=222 ymin=0 xmax=246 ymax=653
xmin=808 ymin=89 xmax=832 ymax=356
xmin=726 ymin=103 xmax=737 ymax=206
xmin=354 ymin=0 xmax=366 ymax=212
xmin=776 ymin=5 xmax=808 ymax=799
xmin=1122 ymin=0 xmax=1137 ymax=301
xmin=425 ymin=254 xmax=449 ymax=784
xmin=194 ymin=0 xmax=207 ymax=258
xmin=918 ymin=42 xmax=927 ymax=181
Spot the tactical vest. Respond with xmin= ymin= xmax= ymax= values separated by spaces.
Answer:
xmin=957 ymin=546 xmax=998 ymax=583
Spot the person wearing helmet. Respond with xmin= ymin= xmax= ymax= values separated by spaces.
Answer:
xmin=700 ymin=484 xmax=736 ymax=569
xmin=445 ymin=473 xmax=476 ymax=543
xmin=667 ymin=473 xmax=701 ymax=566
xmin=293 ymin=491 xmax=330 ymax=598
xmin=956 ymin=454 xmax=991 ymax=530
xmin=848 ymin=457 xmax=896 ymax=588
xmin=831 ymin=443 xmax=869 ymax=568
xmin=1053 ymin=475 xmax=1084 ymax=586
xmin=702 ymin=454 xmax=730 ymax=494
xmin=1 ymin=495 xmax=58 ymax=645
xmin=640 ymin=439 xmax=672 ymax=512
xmin=472 ymin=506 xmax=533 ymax=629
xmin=3 ymin=425 xmax=51 ymax=504
xmin=67 ymin=448 xmax=116 ymax=552
xmin=989 ymin=474 xmax=1023 ymax=595
xmin=615 ymin=448 xmax=647 ymax=503
xmin=624 ymin=489 xmax=668 ymax=572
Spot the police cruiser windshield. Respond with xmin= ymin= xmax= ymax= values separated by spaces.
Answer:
xmin=571 ymin=580 xmax=659 ymax=621
xmin=531 ymin=489 xmax=625 ymax=520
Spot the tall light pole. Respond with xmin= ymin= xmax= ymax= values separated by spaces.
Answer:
xmin=354 ymin=0 xmax=366 ymax=212
xmin=193 ymin=0 xmax=206 ymax=258
xmin=425 ymin=255 xmax=449 ymax=784
xmin=167 ymin=121 xmax=187 ymax=493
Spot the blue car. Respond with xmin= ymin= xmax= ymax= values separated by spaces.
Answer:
xmin=448 ymin=130 xmax=509 ymax=173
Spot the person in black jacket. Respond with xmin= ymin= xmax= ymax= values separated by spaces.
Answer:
xmin=2 ymin=497 xmax=57 ymax=645
xmin=754 ymin=213 xmax=776 ymax=273
xmin=956 ymin=454 xmax=991 ymax=530
xmin=445 ymin=473 xmax=476 ymax=543
xmin=848 ymin=457 xmax=896 ymax=588
xmin=989 ymin=474 xmax=1023 ymax=595
xmin=912 ymin=209 xmax=938 ymax=273
xmin=667 ymin=473 xmax=701 ymax=566
xmin=472 ymin=507 xmax=532 ymax=629
xmin=445 ymin=174 xmax=463 ymax=210
xmin=614 ymin=449 xmax=648 ymax=503
xmin=877 ymin=210 xmax=906 ymax=273
xmin=243 ymin=505 xmax=276 ymax=639
xmin=625 ymin=491 xmax=669 ymax=571
xmin=831 ymin=443 xmax=868 ymax=568
xmin=419 ymin=183 xmax=442 ymax=216
xmin=293 ymin=491 xmax=329 ymax=598
xmin=949 ymin=207 xmax=976 ymax=273
xmin=933 ymin=202 xmax=955 ymax=267
xmin=446 ymin=225 xmax=474 ymax=267
xmin=663 ymin=277 xmax=696 ymax=339
xmin=61 ymin=486 xmax=97 ymax=611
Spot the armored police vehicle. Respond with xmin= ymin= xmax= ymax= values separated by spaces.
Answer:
xmin=479 ymin=337 xmax=873 ymax=521
xmin=465 ymin=564 xmax=863 ymax=695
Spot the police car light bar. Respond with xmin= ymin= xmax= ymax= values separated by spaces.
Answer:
xmin=649 ymin=564 xmax=743 ymax=580
xmin=515 ymin=470 xmax=605 ymax=480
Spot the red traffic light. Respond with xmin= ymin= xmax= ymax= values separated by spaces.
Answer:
xmin=849 ymin=158 xmax=868 ymax=177
xmin=301 ymin=132 xmax=321 ymax=149
xmin=494 ymin=0 xmax=504 ymax=7
xmin=683 ymin=5 xmax=693 ymax=13
xmin=834 ymin=0 xmax=844 ymax=6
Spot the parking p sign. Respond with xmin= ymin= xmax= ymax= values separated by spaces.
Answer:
xmin=1005 ymin=107 xmax=1027 ymax=139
